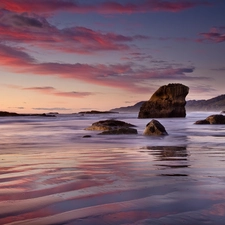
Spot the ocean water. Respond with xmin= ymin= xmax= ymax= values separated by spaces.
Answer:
xmin=0 ymin=112 xmax=225 ymax=225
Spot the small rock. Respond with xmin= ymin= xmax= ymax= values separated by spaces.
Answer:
xmin=85 ymin=119 xmax=136 ymax=131
xmin=195 ymin=114 xmax=225 ymax=124
xmin=99 ymin=127 xmax=138 ymax=135
xmin=143 ymin=119 xmax=168 ymax=135
xmin=194 ymin=120 xmax=209 ymax=124
xmin=83 ymin=135 xmax=92 ymax=138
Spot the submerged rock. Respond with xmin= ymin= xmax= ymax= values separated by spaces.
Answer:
xmin=143 ymin=119 xmax=168 ymax=135
xmin=194 ymin=120 xmax=210 ymax=124
xmin=85 ymin=119 xmax=137 ymax=135
xmin=195 ymin=114 xmax=225 ymax=124
xmin=99 ymin=127 xmax=137 ymax=135
xmin=138 ymin=83 xmax=189 ymax=118
xmin=83 ymin=135 xmax=92 ymax=138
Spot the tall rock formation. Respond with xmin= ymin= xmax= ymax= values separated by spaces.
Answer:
xmin=138 ymin=83 xmax=189 ymax=118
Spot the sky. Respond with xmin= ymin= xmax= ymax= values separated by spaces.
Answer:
xmin=0 ymin=0 xmax=225 ymax=113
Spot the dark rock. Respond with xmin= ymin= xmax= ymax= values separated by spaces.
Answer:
xmin=85 ymin=119 xmax=136 ymax=131
xmin=99 ymin=127 xmax=138 ymax=135
xmin=0 ymin=111 xmax=20 ymax=116
xmin=41 ymin=113 xmax=56 ymax=117
xmin=0 ymin=111 xmax=55 ymax=117
xmin=85 ymin=119 xmax=137 ymax=135
xmin=138 ymin=83 xmax=189 ymax=118
xmin=143 ymin=119 xmax=168 ymax=135
xmin=194 ymin=120 xmax=210 ymax=124
xmin=47 ymin=112 xmax=59 ymax=115
xmin=83 ymin=135 xmax=92 ymax=138
xmin=195 ymin=114 xmax=225 ymax=124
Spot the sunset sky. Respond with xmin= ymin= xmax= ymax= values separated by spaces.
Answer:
xmin=0 ymin=0 xmax=225 ymax=113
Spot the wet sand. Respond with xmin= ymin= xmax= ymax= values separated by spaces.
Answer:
xmin=1 ymin=143 xmax=225 ymax=225
xmin=1 ymin=113 xmax=225 ymax=224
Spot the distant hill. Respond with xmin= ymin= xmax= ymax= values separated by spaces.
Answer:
xmin=110 ymin=95 xmax=225 ymax=112
xmin=110 ymin=101 xmax=145 ymax=112
xmin=186 ymin=94 xmax=225 ymax=111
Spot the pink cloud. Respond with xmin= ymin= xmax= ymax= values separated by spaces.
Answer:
xmin=124 ymin=66 xmax=209 ymax=82
xmin=0 ymin=10 xmax=197 ymax=57
xmin=0 ymin=43 xmax=34 ymax=66
xmin=137 ymin=0 xmax=212 ymax=13
xmin=0 ymin=0 xmax=212 ymax=14
xmin=0 ymin=10 xmax=147 ymax=54
xmin=198 ymin=27 xmax=225 ymax=43
xmin=0 ymin=0 xmax=79 ymax=14
xmin=121 ymin=52 xmax=153 ymax=62
xmin=8 ymin=85 xmax=93 ymax=98
xmin=0 ymin=43 xmax=204 ymax=94
xmin=53 ymin=91 xmax=92 ymax=98
xmin=24 ymin=86 xmax=93 ymax=98
xmin=23 ymin=86 xmax=55 ymax=92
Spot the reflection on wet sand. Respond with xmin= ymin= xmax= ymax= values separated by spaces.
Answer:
xmin=140 ymin=146 xmax=190 ymax=177
xmin=140 ymin=146 xmax=188 ymax=159
xmin=1 ymin=144 xmax=225 ymax=224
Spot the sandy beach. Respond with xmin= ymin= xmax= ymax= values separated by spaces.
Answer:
xmin=0 ymin=112 xmax=225 ymax=224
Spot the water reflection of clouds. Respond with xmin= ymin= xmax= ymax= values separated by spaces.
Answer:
xmin=139 ymin=146 xmax=190 ymax=177
xmin=1 ymin=144 xmax=225 ymax=224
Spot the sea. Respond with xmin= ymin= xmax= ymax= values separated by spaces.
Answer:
xmin=0 ymin=111 xmax=225 ymax=225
